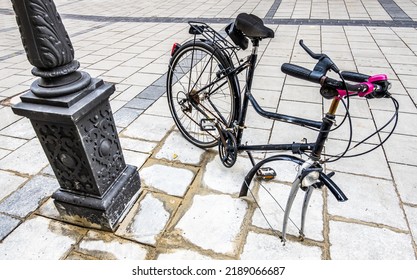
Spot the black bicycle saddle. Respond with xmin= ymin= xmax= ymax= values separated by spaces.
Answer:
xmin=235 ymin=13 xmax=274 ymax=39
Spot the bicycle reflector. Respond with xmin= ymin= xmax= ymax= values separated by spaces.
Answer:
xmin=171 ymin=43 xmax=181 ymax=56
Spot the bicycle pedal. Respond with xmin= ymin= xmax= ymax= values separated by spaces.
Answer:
xmin=256 ymin=167 xmax=276 ymax=180
xmin=200 ymin=118 xmax=216 ymax=132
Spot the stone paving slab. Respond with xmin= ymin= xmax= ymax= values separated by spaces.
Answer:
xmin=241 ymin=231 xmax=322 ymax=260
xmin=116 ymin=191 xmax=180 ymax=246
xmin=140 ymin=164 xmax=195 ymax=197
xmin=175 ymin=194 xmax=247 ymax=255
xmin=0 ymin=216 xmax=87 ymax=260
xmin=77 ymin=230 xmax=149 ymax=260
xmin=0 ymin=0 xmax=417 ymax=261
xmin=329 ymin=221 xmax=415 ymax=260
xmin=0 ymin=175 xmax=58 ymax=218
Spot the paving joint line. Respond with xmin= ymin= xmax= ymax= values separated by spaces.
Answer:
xmin=378 ymin=0 xmax=412 ymax=21
xmin=2 ymin=6 xmax=417 ymax=28
xmin=265 ymin=0 xmax=282 ymax=19
xmin=60 ymin=13 xmax=417 ymax=28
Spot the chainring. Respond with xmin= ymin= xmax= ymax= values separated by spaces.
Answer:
xmin=218 ymin=129 xmax=238 ymax=168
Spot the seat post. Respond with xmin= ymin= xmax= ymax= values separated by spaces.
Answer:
xmin=246 ymin=38 xmax=260 ymax=92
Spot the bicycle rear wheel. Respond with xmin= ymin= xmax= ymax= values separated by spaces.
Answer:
xmin=167 ymin=41 xmax=238 ymax=148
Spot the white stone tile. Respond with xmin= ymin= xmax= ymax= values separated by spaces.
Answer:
xmin=281 ymin=84 xmax=323 ymax=104
xmin=0 ymin=106 xmax=22 ymax=130
xmin=269 ymin=120 xmax=319 ymax=146
xmin=241 ymin=231 xmax=322 ymax=260
xmin=203 ymin=155 xmax=253 ymax=194
xmin=251 ymin=181 xmax=324 ymax=241
xmin=329 ymin=221 xmax=415 ymax=260
xmin=328 ymin=173 xmax=407 ymax=230
xmin=244 ymin=107 xmax=275 ymax=130
xmin=120 ymin=136 xmax=157 ymax=154
xmin=175 ymin=194 xmax=247 ymax=254
xmin=325 ymin=139 xmax=391 ymax=179
xmin=0 ymin=175 xmax=59 ymax=218
xmin=123 ymin=150 xmax=149 ymax=170
xmin=0 ymin=118 xmax=36 ymax=140
xmin=329 ymin=117 xmax=380 ymax=144
xmin=0 ymin=216 xmax=85 ymax=260
xmin=0 ymin=170 xmax=27 ymax=201
xmin=372 ymin=110 xmax=417 ymax=136
xmin=0 ymin=148 xmax=10 ymax=160
xmin=122 ymin=72 xmax=161 ymax=86
xmin=157 ymin=249 xmax=212 ymax=260
xmin=140 ymin=164 xmax=194 ymax=197
xmin=78 ymin=231 xmax=148 ymax=260
xmin=143 ymin=96 xmax=172 ymax=118
xmin=0 ymin=214 xmax=20 ymax=241
xmin=0 ymin=135 xmax=26 ymax=150
xmin=0 ymin=139 xmax=49 ymax=176
xmin=117 ymin=192 xmax=170 ymax=246
xmin=37 ymin=199 xmax=60 ymax=219
xmin=114 ymin=85 xmax=146 ymax=102
xmin=383 ymin=134 xmax=417 ymax=166
xmin=240 ymin=127 xmax=271 ymax=146
xmin=155 ymin=131 xmax=205 ymax=165
xmin=251 ymin=88 xmax=281 ymax=109
xmin=390 ymin=163 xmax=417 ymax=205
xmin=122 ymin=114 xmax=174 ymax=142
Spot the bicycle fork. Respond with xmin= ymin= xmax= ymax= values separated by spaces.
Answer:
xmin=281 ymin=159 xmax=318 ymax=244
xmin=281 ymin=101 xmax=346 ymax=244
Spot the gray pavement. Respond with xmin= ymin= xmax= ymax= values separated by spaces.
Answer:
xmin=0 ymin=0 xmax=417 ymax=260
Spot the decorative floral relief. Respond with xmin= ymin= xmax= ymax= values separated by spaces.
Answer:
xmin=82 ymin=103 xmax=126 ymax=190
xmin=12 ymin=0 xmax=74 ymax=69
xmin=34 ymin=121 xmax=99 ymax=196
xmin=32 ymin=103 xmax=125 ymax=197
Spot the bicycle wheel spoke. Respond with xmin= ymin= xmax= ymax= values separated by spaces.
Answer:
xmin=167 ymin=42 xmax=236 ymax=148
xmin=256 ymin=179 xmax=300 ymax=232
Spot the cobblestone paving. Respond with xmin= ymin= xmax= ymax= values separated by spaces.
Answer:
xmin=0 ymin=0 xmax=417 ymax=260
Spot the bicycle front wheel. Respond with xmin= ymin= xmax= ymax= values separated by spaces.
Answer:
xmin=167 ymin=41 xmax=238 ymax=148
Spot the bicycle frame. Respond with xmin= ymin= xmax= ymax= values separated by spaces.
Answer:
xmin=200 ymin=37 xmax=337 ymax=160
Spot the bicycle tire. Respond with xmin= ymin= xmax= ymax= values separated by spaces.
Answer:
xmin=167 ymin=40 xmax=239 ymax=148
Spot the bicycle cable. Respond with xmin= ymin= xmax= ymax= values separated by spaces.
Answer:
xmin=299 ymin=72 xmax=352 ymax=134
xmin=322 ymin=95 xmax=398 ymax=161
xmin=326 ymin=96 xmax=399 ymax=159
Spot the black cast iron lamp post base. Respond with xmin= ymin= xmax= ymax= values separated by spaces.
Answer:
xmin=10 ymin=0 xmax=141 ymax=231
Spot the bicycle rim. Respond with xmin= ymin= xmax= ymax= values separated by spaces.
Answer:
xmin=167 ymin=42 xmax=237 ymax=148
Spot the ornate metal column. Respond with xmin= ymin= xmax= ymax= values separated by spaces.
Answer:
xmin=10 ymin=0 xmax=141 ymax=231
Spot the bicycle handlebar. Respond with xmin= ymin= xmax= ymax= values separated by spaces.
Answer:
xmin=340 ymin=71 xmax=370 ymax=83
xmin=281 ymin=64 xmax=390 ymax=100
xmin=281 ymin=63 xmax=321 ymax=83
xmin=281 ymin=40 xmax=391 ymax=99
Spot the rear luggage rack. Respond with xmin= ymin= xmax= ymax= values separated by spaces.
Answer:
xmin=188 ymin=21 xmax=241 ymax=66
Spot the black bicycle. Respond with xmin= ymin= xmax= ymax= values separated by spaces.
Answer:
xmin=166 ymin=13 xmax=398 ymax=243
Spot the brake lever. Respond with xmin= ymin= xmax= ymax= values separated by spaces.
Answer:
xmin=299 ymin=40 xmax=321 ymax=59
xmin=299 ymin=40 xmax=340 ymax=73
